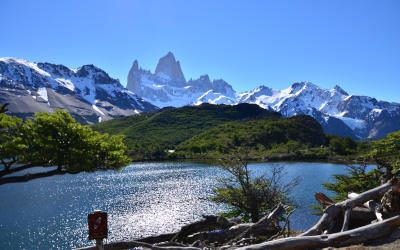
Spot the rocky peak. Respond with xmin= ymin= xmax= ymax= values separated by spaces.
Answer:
xmin=37 ymin=62 xmax=73 ymax=77
xmin=131 ymin=60 xmax=139 ymax=72
xmin=289 ymin=82 xmax=320 ymax=95
xmin=155 ymin=52 xmax=186 ymax=84
xmin=211 ymin=79 xmax=235 ymax=97
xmin=76 ymin=65 xmax=117 ymax=84
xmin=198 ymin=74 xmax=211 ymax=83
xmin=76 ymin=64 xmax=98 ymax=77
xmin=290 ymin=81 xmax=307 ymax=91
xmin=127 ymin=60 xmax=143 ymax=95
xmin=127 ymin=60 xmax=141 ymax=79
xmin=254 ymin=85 xmax=273 ymax=95
xmin=333 ymin=85 xmax=349 ymax=96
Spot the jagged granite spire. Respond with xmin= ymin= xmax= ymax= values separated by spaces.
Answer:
xmin=155 ymin=52 xmax=186 ymax=85
xmin=127 ymin=59 xmax=142 ymax=95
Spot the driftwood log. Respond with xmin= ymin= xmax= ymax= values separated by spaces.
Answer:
xmin=75 ymin=205 xmax=284 ymax=250
xmin=236 ymin=215 xmax=400 ymax=250
xmin=227 ymin=203 xmax=284 ymax=244
xmin=76 ymin=241 xmax=200 ymax=250
xmin=301 ymin=178 xmax=395 ymax=236
xmin=171 ymin=215 xmax=233 ymax=243
xmin=237 ymin=178 xmax=400 ymax=250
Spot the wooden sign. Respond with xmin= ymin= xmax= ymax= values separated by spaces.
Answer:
xmin=88 ymin=211 xmax=108 ymax=240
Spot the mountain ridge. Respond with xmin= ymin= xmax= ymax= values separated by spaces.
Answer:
xmin=126 ymin=52 xmax=400 ymax=140
xmin=1 ymin=54 xmax=398 ymax=140
xmin=0 ymin=57 xmax=157 ymax=123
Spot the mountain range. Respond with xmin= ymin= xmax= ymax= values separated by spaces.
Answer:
xmin=127 ymin=52 xmax=236 ymax=108
xmin=1 ymin=53 xmax=399 ymax=139
xmin=127 ymin=52 xmax=400 ymax=140
xmin=0 ymin=58 xmax=157 ymax=123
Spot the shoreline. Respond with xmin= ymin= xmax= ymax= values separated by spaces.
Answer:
xmin=129 ymin=155 xmax=374 ymax=166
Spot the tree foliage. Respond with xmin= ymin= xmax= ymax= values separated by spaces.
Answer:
xmin=323 ymin=165 xmax=381 ymax=201
xmin=0 ymin=114 xmax=26 ymax=169
xmin=211 ymin=154 xmax=300 ymax=222
xmin=324 ymin=131 xmax=400 ymax=201
xmin=371 ymin=131 xmax=400 ymax=179
xmin=0 ymin=103 xmax=9 ymax=114
xmin=178 ymin=115 xmax=327 ymax=160
xmin=0 ymin=109 xmax=130 ymax=184
xmin=326 ymin=135 xmax=358 ymax=156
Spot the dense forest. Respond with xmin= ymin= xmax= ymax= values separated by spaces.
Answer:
xmin=93 ymin=103 xmax=368 ymax=162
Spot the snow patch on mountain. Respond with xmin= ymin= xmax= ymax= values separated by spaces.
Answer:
xmin=92 ymin=104 xmax=105 ymax=116
xmin=334 ymin=116 xmax=366 ymax=130
xmin=37 ymin=87 xmax=49 ymax=103
xmin=195 ymin=90 xmax=236 ymax=105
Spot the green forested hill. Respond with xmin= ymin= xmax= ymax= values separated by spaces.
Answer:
xmin=93 ymin=103 xmax=356 ymax=161
xmin=93 ymin=103 xmax=281 ymax=159
xmin=176 ymin=115 xmax=327 ymax=159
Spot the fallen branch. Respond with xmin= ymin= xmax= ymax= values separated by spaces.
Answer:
xmin=75 ymin=240 xmax=200 ymax=250
xmin=236 ymin=215 xmax=400 ymax=250
xmin=315 ymin=192 xmax=334 ymax=208
xmin=228 ymin=203 xmax=284 ymax=244
xmin=267 ymin=207 xmax=295 ymax=241
xmin=0 ymin=169 xmax=65 ymax=185
xmin=171 ymin=215 xmax=233 ymax=243
xmin=340 ymin=207 xmax=351 ymax=232
xmin=351 ymin=192 xmax=384 ymax=222
xmin=300 ymin=179 xmax=395 ymax=236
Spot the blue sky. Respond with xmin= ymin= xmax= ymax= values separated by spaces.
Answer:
xmin=1 ymin=0 xmax=399 ymax=101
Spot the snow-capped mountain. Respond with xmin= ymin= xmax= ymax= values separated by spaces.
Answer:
xmin=126 ymin=52 xmax=236 ymax=107
xmin=239 ymin=82 xmax=400 ymax=139
xmin=127 ymin=53 xmax=400 ymax=140
xmin=0 ymin=58 xmax=157 ymax=123
xmin=2 ymin=54 xmax=397 ymax=139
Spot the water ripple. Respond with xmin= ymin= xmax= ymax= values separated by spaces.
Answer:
xmin=0 ymin=162 xmax=359 ymax=249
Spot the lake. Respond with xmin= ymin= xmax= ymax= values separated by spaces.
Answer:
xmin=0 ymin=162 xmax=359 ymax=249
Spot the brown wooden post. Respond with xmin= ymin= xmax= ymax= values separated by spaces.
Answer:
xmin=95 ymin=239 xmax=104 ymax=250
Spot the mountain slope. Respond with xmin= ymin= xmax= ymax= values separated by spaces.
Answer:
xmin=177 ymin=115 xmax=326 ymax=158
xmin=93 ymin=103 xmax=336 ymax=161
xmin=239 ymin=82 xmax=400 ymax=139
xmin=0 ymin=58 xmax=157 ymax=123
xmin=93 ymin=103 xmax=281 ymax=159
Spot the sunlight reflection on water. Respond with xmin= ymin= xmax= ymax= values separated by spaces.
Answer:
xmin=0 ymin=162 xmax=362 ymax=249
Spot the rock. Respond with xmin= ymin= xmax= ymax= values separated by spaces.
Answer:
xmin=155 ymin=52 xmax=186 ymax=85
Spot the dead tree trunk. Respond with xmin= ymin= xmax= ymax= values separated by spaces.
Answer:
xmin=301 ymin=179 xmax=394 ymax=236
xmin=236 ymin=215 xmax=400 ymax=250
xmin=76 ymin=241 xmax=200 ymax=250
